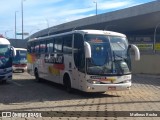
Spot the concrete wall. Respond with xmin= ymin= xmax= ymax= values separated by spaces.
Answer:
xmin=8 ymin=39 xmax=27 ymax=48
xmin=132 ymin=54 xmax=160 ymax=74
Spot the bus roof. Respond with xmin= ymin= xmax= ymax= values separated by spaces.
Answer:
xmin=78 ymin=30 xmax=126 ymax=37
xmin=28 ymin=29 xmax=126 ymax=42
xmin=0 ymin=38 xmax=10 ymax=45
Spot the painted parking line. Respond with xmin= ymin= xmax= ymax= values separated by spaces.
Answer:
xmin=9 ymin=80 xmax=23 ymax=87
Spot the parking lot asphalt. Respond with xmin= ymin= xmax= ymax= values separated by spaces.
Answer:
xmin=0 ymin=72 xmax=160 ymax=120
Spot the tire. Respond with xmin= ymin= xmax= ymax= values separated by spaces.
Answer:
xmin=22 ymin=70 xmax=24 ymax=73
xmin=64 ymin=75 xmax=72 ymax=93
xmin=2 ymin=80 xmax=7 ymax=84
xmin=34 ymin=69 xmax=41 ymax=82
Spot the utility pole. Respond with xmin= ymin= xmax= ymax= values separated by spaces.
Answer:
xmin=21 ymin=0 xmax=26 ymax=40
xmin=94 ymin=1 xmax=97 ymax=15
xmin=15 ymin=11 xmax=18 ymax=39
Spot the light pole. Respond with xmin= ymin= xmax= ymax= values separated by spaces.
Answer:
xmin=93 ymin=1 xmax=97 ymax=15
xmin=15 ymin=11 xmax=18 ymax=39
xmin=153 ymin=22 xmax=160 ymax=53
xmin=21 ymin=0 xmax=26 ymax=40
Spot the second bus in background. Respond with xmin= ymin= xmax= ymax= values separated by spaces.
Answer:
xmin=12 ymin=48 xmax=27 ymax=73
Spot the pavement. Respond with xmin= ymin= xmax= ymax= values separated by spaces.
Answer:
xmin=0 ymin=72 xmax=160 ymax=120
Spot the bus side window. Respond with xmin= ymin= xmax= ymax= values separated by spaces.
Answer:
xmin=54 ymin=37 xmax=63 ymax=53
xmin=27 ymin=42 xmax=31 ymax=53
xmin=35 ymin=41 xmax=40 ymax=54
xmin=40 ymin=40 xmax=46 ymax=53
xmin=63 ymin=34 xmax=72 ymax=54
xmin=31 ymin=42 xmax=35 ymax=53
xmin=46 ymin=39 xmax=54 ymax=53
xmin=74 ymin=33 xmax=85 ymax=72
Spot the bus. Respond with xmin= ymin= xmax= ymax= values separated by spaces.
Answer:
xmin=0 ymin=35 xmax=15 ymax=83
xmin=12 ymin=48 xmax=27 ymax=73
xmin=27 ymin=30 xmax=140 ymax=92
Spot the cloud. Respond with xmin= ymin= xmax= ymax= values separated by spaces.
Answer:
xmin=97 ymin=1 xmax=131 ymax=10
xmin=22 ymin=0 xmax=133 ymax=28
xmin=0 ymin=0 xmax=155 ymax=38
xmin=24 ymin=0 xmax=132 ymax=23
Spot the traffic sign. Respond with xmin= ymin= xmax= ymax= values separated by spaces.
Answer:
xmin=16 ymin=33 xmax=29 ymax=35
xmin=16 ymin=33 xmax=22 ymax=35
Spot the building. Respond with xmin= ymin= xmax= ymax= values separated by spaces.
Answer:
xmin=8 ymin=39 xmax=27 ymax=48
xmin=28 ymin=1 xmax=160 ymax=74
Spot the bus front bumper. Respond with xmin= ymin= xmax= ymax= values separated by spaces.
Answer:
xmin=0 ymin=74 xmax=12 ymax=81
xmin=84 ymin=82 xmax=131 ymax=92
xmin=0 ymin=68 xmax=12 ymax=81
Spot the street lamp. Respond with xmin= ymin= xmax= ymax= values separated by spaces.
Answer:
xmin=93 ymin=1 xmax=97 ymax=15
xmin=21 ymin=0 xmax=26 ymax=40
xmin=153 ymin=22 xmax=160 ymax=53
xmin=15 ymin=11 xmax=18 ymax=39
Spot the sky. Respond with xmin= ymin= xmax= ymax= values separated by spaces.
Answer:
xmin=0 ymin=0 xmax=156 ymax=39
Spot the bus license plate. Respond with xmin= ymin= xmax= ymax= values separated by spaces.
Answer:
xmin=108 ymin=86 xmax=116 ymax=90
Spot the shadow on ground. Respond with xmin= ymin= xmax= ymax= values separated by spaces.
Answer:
xmin=0 ymin=73 xmax=120 ymax=104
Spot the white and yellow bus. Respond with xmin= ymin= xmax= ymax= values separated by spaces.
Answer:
xmin=27 ymin=30 xmax=140 ymax=92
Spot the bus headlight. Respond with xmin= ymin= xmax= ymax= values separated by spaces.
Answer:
xmin=87 ymin=79 xmax=100 ymax=84
xmin=123 ymin=79 xmax=131 ymax=83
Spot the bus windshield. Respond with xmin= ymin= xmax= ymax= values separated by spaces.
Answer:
xmin=0 ymin=45 xmax=11 ymax=67
xmin=85 ymin=34 xmax=131 ymax=75
xmin=0 ymin=45 xmax=10 ymax=56
xmin=13 ymin=50 xmax=27 ymax=64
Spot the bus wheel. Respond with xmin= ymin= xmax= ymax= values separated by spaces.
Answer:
xmin=64 ymin=75 xmax=72 ymax=93
xmin=2 ymin=80 xmax=6 ymax=84
xmin=34 ymin=69 xmax=41 ymax=82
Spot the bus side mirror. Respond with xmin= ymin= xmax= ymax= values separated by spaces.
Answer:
xmin=129 ymin=44 xmax=140 ymax=61
xmin=10 ymin=46 xmax=16 ymax=57
xmin=84 ymin=42 xmax=91 ymax=58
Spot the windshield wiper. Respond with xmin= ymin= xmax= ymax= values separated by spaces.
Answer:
xmin=117 ymin=42 xmax=125 ymax=50
xmin=114 ymin=53 xmax=127 ymax=60
xmin=112 ymin=51 xmax=124 ymax=75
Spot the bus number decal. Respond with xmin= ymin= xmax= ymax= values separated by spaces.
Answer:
xmin=45 ymin=54 xmax=65 ymax=75
xmin=90 ymin=76 xmax=116 ymax=82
